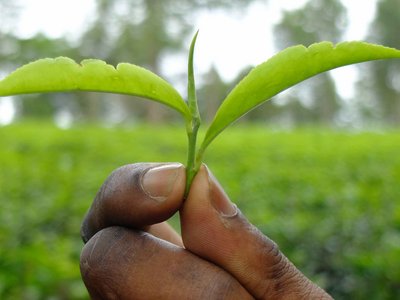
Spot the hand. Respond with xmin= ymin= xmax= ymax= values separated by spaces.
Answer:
xmin=80 ymin=163 xmax=332 ymax=299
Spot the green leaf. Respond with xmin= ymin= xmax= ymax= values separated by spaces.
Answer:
xmin=200 ymin=41 xmax=400 ymax=151
xmin=0 ymin=57 xmax=190 ymax=119
xmin=185 ymin=30 xmax=201 ymax=195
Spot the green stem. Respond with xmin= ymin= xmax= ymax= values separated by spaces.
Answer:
xmin=185 ymin=120 xmax=200 ymax=195
xmin=185 ymin=31 xmax=201 ymax=196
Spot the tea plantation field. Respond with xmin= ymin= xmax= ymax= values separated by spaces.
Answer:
xmin=1 ymin=122 xmax=399 ymax=299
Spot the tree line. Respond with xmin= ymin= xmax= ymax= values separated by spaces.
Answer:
xmin=1 ymin=0 xmax=399 ymax=127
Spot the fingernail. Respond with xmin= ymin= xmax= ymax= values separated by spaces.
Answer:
xmin=205 ymin=166 xmax=237 ymax=217
xmin=141 ymin=163 xmax=183 ymax=202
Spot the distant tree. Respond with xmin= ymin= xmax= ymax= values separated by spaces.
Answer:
xmin=198 ymin=66 xmax=230 ymax=123
xmin=356 ymin=0 xmax=400 ymax=125
xmin=11 ymin=35 xmax=79 ymax=120
xmin=0 ymin=0 xmax=19 ymax=34
xmin=0 ymin=0 xmax=20 ymax=69
xmin=0 ymin=1 xmax=82 ymax=121
xmin=273 ymin=0 xmax=347 ymax=125
xmin=78 ymin=0 xmax=260 ymax=122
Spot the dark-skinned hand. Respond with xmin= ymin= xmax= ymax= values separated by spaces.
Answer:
xmin=80 ymin=163 xmax=332 ymax=299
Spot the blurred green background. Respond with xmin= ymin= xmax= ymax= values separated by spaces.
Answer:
xmin=1 ymin=123 xmax=399 ymax=299
xmin=1 ymin=0 xmax=400 ymax=299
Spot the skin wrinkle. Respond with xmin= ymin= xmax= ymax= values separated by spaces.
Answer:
xmin=256 ymin=240 xmax=300 ymax=298
xmin=206 ymin=273 xmax=246 ymax=300
xmin=122 ymin=233 xmax=162 ymax=294
xmin=244 ymin=242 xmax=283 ymax=298
xmin=81 ymin=236 xmax=122 ymax=299
xmin=303 ymin=280 xmax=333 ymax=300
xmin=87 ymin=230 xmax=103 ymax=264
xmin=84 ymin=228 xmax=126 ymax=273
xmin=94 ymin=281 xmax=119 ymax=300
xmin=269 ymin=250 xmax=287 ymax=280
xmin=272 ymin=261 xmax=298 ymax=295
xmin=184 ymin=266 xmax=254 ymax=300
xmin=223 ymin=277 xmax=255 ymax=300
xmin=225 ymin=213 xmax=301 ymax=299
xmin=258 ymin=254 xmax=330 ymax=299
xmin=173 ymin=258 xmax=206 ymax=297
xmin=139 ymin=232 xmax=165 ymax=262
xmin=105 ymin=166 xmax=138 ymax=225
xmin=83 ymin=228 xmax=161 ymax=299
xmin=183 ymin=209 xmax=254 ymax=298
xmin=295 ymin=278 xmax=316 ymax=299
xmin=81 ymin=166 xmax=130 ymax=242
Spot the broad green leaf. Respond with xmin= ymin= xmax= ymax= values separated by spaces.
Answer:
xmin=200 ymin=41 xmax=400 ymax=151
xmin=0 ymin=57 xmax=190 ymax=119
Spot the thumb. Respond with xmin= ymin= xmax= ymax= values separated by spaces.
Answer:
xmin=81 ymin=163 xmax=186 ymax=243
xmin=180 ymin=165 xmax=332 ymax=299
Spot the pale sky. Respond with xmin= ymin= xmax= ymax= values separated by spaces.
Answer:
xmin=12 ymin=0 xmax=377 ymax=82
xmin=0 ymin=0 xmax=378 ymax=124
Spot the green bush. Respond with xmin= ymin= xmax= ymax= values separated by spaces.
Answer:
xmin=0 ymin=122 xmax=399 ymax=299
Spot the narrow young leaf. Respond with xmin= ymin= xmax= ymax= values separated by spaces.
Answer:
xmin=200 ymin=41 xmax=400 ymax=151
xmin=0 ymin=57 xmax=190 ymax=119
